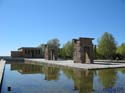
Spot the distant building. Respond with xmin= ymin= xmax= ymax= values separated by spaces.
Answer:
xmin=11 ymin=47 xmax=42 ymax=58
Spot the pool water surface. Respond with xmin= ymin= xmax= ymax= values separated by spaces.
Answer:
xmin=1 ymin=61 xmax=125 ymax=93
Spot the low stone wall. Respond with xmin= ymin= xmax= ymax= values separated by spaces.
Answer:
xmin=0 ymin=59 xmax=6 ymax=90
xmin=25 ymin=59 xmax=125 ymax=70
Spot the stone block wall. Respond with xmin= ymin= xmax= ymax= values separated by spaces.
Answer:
xmin=11 ymin=51 xmax=22 ymax=58
xmin=73 ymin=37 xmax=94 ymax=64
xmin=44 ymin=45 xmax=58 ymax=60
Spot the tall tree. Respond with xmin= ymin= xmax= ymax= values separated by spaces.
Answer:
xmin=117 ymin=43 xmax=125 ymax=59
xmin=47 ymin=38 xmax=60 ymax=58
xmin=38 ymin=38 xmax=60 ymax=57
xmin=47 ymin=38 xmax=60 ymax=49
xmin=62 ymin=41 xmax=74 ymax=59
xmin=97 ymin=32 xmax=116 ymax=59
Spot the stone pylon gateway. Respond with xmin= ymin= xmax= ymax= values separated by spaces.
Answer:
xmin=44 ymin=45 xmax=58 ymax=60
xmin=73 ymin=37 xmax=94 ymax=64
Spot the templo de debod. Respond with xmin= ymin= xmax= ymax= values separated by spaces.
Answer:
xmin=11 ymin=37 xmax=94 ymax=64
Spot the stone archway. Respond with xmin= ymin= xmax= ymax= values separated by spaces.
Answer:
xmin=44 ymin=45 xmax=58 ymax=60
xmin=73 ymin=37 xmax=94 ymax=64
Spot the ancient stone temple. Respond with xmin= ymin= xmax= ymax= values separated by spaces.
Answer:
xmin=44 ymin=45 xmax=58 ymax=60
xmin=11 ymin=47 xmax=42 ymax=58
xmin=73 ymin=37 xmax=94 ymax=64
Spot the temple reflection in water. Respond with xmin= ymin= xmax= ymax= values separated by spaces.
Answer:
xmin=63 ymin=68 xmax=94 ymax=93
xmin=9 ymin=61 xmax=95 ymax=93
xmin=6 ymin=61 xmax=121 ymax=93
xmin=10 ymin=62 xmax=60 ymax=81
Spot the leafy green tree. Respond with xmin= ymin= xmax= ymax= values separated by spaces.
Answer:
xmin=38 ymin=38 xmax=60 ymax=58
xmin=58 ymin=48 xmax=66 ymax=59
xmin=97 ymin=32 xmax=116 ymax=59
xmin=93 ymin=45 xmax=97 ymax=59
xmin=47 ymin=38 xmax=60 ymax=49
xmin=47 ymin=38 xmax=60 ymax=59
xmin=62 ymin=41 xmax=74 ymax=59
xmin=117 ymin=43 xmax=125 ymax=59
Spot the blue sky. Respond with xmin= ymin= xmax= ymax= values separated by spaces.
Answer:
xmin=0 ymin=0 xmax=125 ymax=56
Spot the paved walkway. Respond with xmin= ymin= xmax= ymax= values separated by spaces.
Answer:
xmin=0 ymin=59 xmax=6 ymax=86
xmin=25 ymin=59 xmax=125 ymax=70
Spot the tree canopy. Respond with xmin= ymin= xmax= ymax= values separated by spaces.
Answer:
xmin=37 ymin=32 xmax=125 ymax=60
xmin=38 ymin=38 xmax=60 ymax=57
xmin=47 ymin=38 xmax=60 ymax=49
xmin=117 ymin=43 xmax=125 ymax=59
xmin=60 ymin=41 xmax=74 ymax=59
xmin=97 ymin=32 xmax=117 ymax=59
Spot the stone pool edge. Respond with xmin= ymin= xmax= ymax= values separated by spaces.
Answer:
xmin=25 ymin=59 xmax=125 ymax=70
xmin=0 ymin=59 xmax=6 ymax=91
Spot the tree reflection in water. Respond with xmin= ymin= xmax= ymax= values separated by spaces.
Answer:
xmin=10 ymin=62 xmax=95 ymax=93
xmin=98 ymin=69 xmax=117 ymax=88
xmin=8 ymin=62 xmax=120 ymax=93
xmin=63 ymin=68 xmax=95 ymax=93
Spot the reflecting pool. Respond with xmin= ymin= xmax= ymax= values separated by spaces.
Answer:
xmin=1 ymin=61 xmax=125 ymax=93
